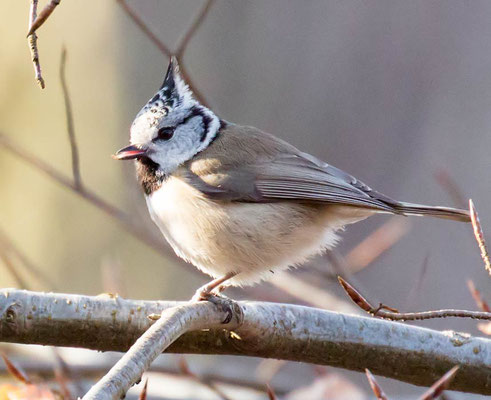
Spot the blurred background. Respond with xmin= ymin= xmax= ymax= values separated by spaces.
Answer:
xmin=1 ymin=1 xmax=490 ymax=399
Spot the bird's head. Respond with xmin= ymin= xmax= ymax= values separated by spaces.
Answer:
xmin=113 ymin=57 xmax=220 ymax=176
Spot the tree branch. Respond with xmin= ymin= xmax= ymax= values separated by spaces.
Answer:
xmin=0 ymin=289 xmax=489 ymax=395
xmin=115 ymin=0 xmax=211 ymax=106
xmin=82 ymin=299 xmax=242 ymax=400
xmin=469 ymin=199 xmax=491 ymax=278
xmin=338 ymin=276 xmax=491 ymax=321
xmin=175 ymin=0 xmax=215 ymax=57
xmin=26 ymin=0 xmax=61 ymax=37
xmin=59 ymin=47 xmax=82 ymax=189
xmin=27 ymin=0 xmax=45 ymax=89
xmin=0 ymin=133 xmax=175 ymax=265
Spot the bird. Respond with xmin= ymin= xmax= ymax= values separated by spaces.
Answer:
xmin=114 ymin=57 xmax=470 ymax=301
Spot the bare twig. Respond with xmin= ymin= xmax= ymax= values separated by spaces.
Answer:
xmin=175 ymin=0 xmax=215 ymax=56
xmin=178 ymin=61 xmax=210 ymax=107
xmin=435 ymin=169 xmax=467 ymax=209
xmin=467 ymin=280 xmax=490 ymax=312
xmin=255 ymin=359 xmax=286 ymax=384
xmin=1 ymin=354 xmax=31 ymax=384
xmin=0 ymin=133 xmax=176 ymax=265
xmin=115 ymin=0 xmax=171 ymax=57
xmin=469 ymin=199 xmax=491 ymax=277
xmin=59 ymin=47 xmax=82 ymax=188
xmin=115 ymin=0 xmax=211 ymax=106
xmin=419 ymin=366 xmax=459 ymax=400
xmin=266 ymin=384 xmax=277 ymax=400
xmin=52 ymin=348 xmax=84 ymax=400
xmin=365 ymin=369 xmax=389 ymax=400
xmin=27 ymin=0 xmax=45 ymax=89
xmin=271 ymin=271 xmax=359 ymax=314
xmin=0 ymin=289 xmax=489 ymax=395
xmin=82 ymin=299 xmax=242 ymax=400
xmin=345 ymin=218 xmax=410 ymax=274
xmin=0 ymin=251 xmax=30 ymax=289
xmin=178 ymin=356 xmax=233 ymax=400
xmin=0 ymin=356 xmax=286 ymax=396
xmin=26 ymin=0 xmax=61 ymax=37
xmin=138 ymin=379 xmax=148 ymax=400
xmin=467 ymin=280 xmax=491 ymax=336
xmin=338 ymin=276 xmax=491 ymax=321
xmin=364 ymin=366 xmax=459 ymax=400
xmin=405 ymin=253 xmax=430 ymax=309
xmin=0 ymin=227 xmax=56 ymax=290
xmin=53 ymin=361 xmax=73 ymax=400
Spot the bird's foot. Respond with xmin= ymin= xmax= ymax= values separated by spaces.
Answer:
xmin=191 ymin=280 xmax=238 ymax=324
xmin=190 ymin=286 xmax=217 ymax=302
xmin=190 ymin=273 xmax=236 ymax=302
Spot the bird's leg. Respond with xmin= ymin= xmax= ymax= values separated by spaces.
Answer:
xmin=191 ymin=272 xmax=237 ymax=302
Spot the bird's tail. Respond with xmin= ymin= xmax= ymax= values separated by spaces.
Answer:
xmin=394 ymin=202 xmax=470 ymax=222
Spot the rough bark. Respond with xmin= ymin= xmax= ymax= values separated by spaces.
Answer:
xmin=0 ymin=289 xmax=489 ymax=394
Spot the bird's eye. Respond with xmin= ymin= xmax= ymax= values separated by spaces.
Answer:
xmin=157 ymin=127 xmax=175 ymax=141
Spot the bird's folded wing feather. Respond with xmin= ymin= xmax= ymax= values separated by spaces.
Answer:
xmin=183 ymin=128 xmax=400 ymax=213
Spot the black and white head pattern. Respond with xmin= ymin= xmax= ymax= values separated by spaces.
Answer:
xmin=130 ymin=57 xmax=221 ymax=176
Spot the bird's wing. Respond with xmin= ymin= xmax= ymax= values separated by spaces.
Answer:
xmin=183 ymin=131 xmax=400 ymax=213
xmin=249 ymin=152 xmax=401 ymax=212
xmin=181 ymin=125 xmax=469 ymax=221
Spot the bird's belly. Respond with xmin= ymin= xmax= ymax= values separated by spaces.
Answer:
xmin=146 ymin=178 xmax=368 ymax=286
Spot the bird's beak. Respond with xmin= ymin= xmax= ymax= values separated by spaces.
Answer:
xmin=112 ymin=145 xmax=147 ymax=160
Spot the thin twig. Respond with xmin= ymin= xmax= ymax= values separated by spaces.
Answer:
xmin=419 ymin=366 xmax=459 ymax=400
xmin=82 ymin=299 xmax=242 ymax=400
xmin=27 ymin=0 xmax=45 ymax=89
xmin=26 ymin=0 xmax=61 ymax=37
xmin=175 ymin=0 xmax=215 ymax=56
xmin=271 ymin=271 xmax=359 ymax=314
xmin=0 ymin=251 xmax=30 ymax=289
xmin=435 ymin=169 xmax=467 ymax=209
xmin=138 ymin=379 xmax=148 ymax=400
xmin=0 ymin=356 xmax=287 ymax=396
xmin=115 ymin=0 xmax=171 ymax=56
xmin=178 ymin=59 xmax=210 ymax=107
xmin=266 ymin=385 xmax=277 ymax=400
xmin=255 ymin=359 xmax=286 ymax=384
xmin=365 ymin=369 xmax=389 ymax=400
xmin=178 ymin=356 xmax=233 ymax=400
xmin=345 ymin=218 xmax=410 ymax=274
xmin=59 ymin=47 xmax=82 ymax=188
xmin=467 ymin=280 xmax=490 ymax=312
xmin=115 ymin=0 xmax=211 ymax=106
xmin=0 ymin=227 xmax=56 ymax=290
xmin=338 ymin=276 xmax=491 ymax=321
xmin=404 ymin=253 xmax=430 ymax=309
xmin=1 ymin=354 xmax=31 ymax=384
xmin=0 ymin=289 xmax=489 ymax=395
xmin=0 ymin=133 xmax=175 ymax=265
xmin=469 ymin=199 xmax=491 ymax=277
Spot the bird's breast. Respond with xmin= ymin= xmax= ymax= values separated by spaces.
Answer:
xmin=144 ymin=176 xmax=225 ymax=264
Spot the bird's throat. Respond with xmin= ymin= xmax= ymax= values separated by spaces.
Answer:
xmin=135 ymin=157 xmax=166 ymax=195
